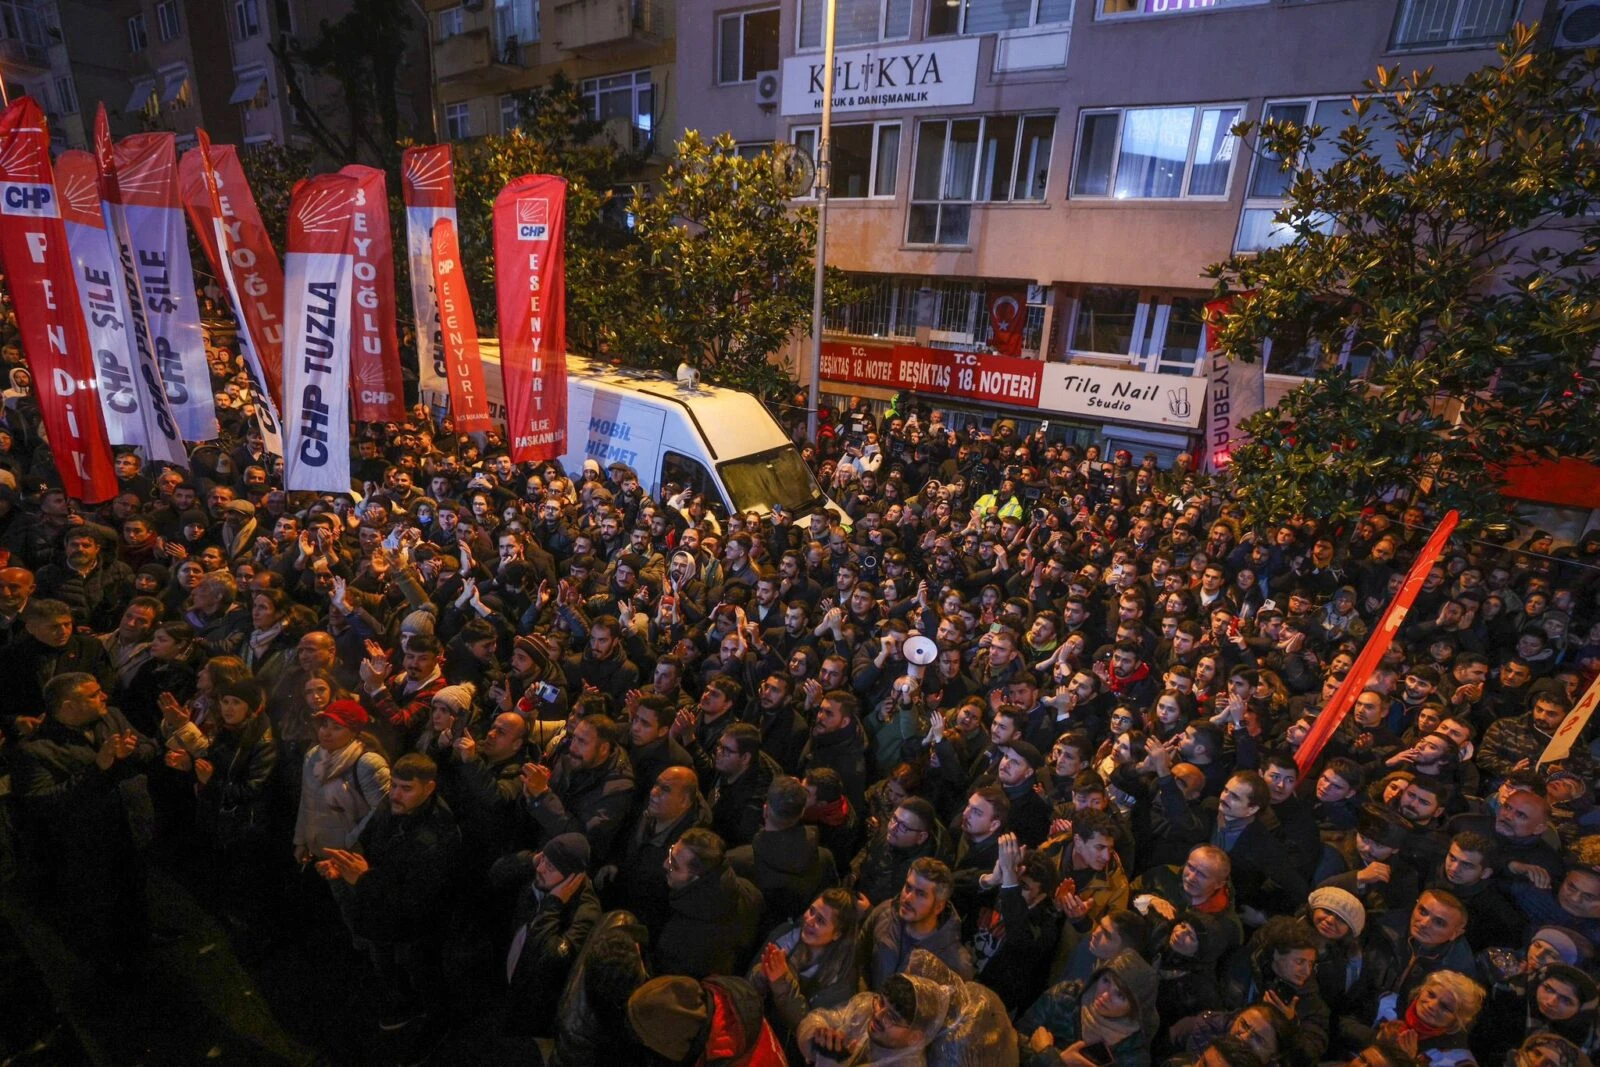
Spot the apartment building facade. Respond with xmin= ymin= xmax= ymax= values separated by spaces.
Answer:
xmin=422 ymin=0 xmax=677 ymax=166
xmin=675 ymin=0 xmax=1561 ymax=458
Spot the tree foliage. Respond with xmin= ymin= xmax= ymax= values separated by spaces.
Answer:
xmin=1206 ymin=27 xmax=1600 ymax=532
xmin=603 ymin=130 xmax=851 ymax=395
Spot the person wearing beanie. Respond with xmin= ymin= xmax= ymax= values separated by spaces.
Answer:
xmin=502 ymin=831 xmax=602 ymax=1038
xmin=994 ymin=740 xmax=1053 ymax=848
xmin=627 ymin=974 xmax=787 ymax=1066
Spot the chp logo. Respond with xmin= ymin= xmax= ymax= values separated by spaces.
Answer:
xmin=516 ymin=197 xmax=549 ymax=242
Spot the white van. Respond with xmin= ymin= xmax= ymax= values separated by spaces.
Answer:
xmin=449 ymin=343 xmax=841 ymax=524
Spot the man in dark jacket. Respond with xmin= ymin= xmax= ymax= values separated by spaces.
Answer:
xmin=599 ymin=765 xmax=711 ymax=930
xmin=751 ymin=672 xmax=808 ymax=775
xmin=624 ymin=695 xmax=693 ymax=805
xmin=34 ymin=526 xmax=134 ymax=633
xmin=560 ymin=613 xmax=640 ymax=708
xmin=12 ymin=671 xmax=157 ymax=976
xmin=655 ymin=827 xmax=765 ymax=979
xmin=1350 ymin=889 xmax=1474 ymax=1023
xmin=800 ymin=689 xmax=869 ymax=814
xmin=318 ymin=753 xmax=463 ymax=1029
xmin=728 ymin=775 xmax=838 ymax=933
xmin=520 ymin=713 xmax=635 ymax=858
xmin=503 ymin=833 xmax=602 ymax=1037
xmin=442 ymin=710 xmax=528 ymax=873
xmin=0 ymin=599 xmax=113 ymax=741
xmin=859 ymin=857 xmax=974 ymax=991
xmin=968 ymin=835 xmax=1063 ymax=1014
xmin=707 ymin=722 xmax=779 ymax=847
xmin=850 ymin=797 xmax=942 ymax=905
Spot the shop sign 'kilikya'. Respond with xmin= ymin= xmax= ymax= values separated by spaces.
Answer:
xmin=781 ymin=39 xmax=980 ymax=117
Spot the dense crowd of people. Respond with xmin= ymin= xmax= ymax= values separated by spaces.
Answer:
xmin=2 ymin=343 xmax=1600 ymax=1067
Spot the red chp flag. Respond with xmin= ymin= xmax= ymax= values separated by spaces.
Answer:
xmin=178 ymin=140 xmax=286 ymax=406
xmin=179 ymin=132 xmax=285 ymax=460
xmin=493 ymin=175 xmax=568 ymax=463
xmin=430 ymin=218 xmax=494 ymax=433
xmin=1295 ymin=509 xmax=1461 ymax=775
xmin=281 ymin=174 xmax=358 ymax=494
xmin=339 ymin=165 xmax=404 ymax=422
xmin=0 ymin=98 xmax=117 ymax=502
xmin=401 ymin=145 xmax=455 ymax=405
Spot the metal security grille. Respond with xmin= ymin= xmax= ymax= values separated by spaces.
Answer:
xmin=1392 ymin=0 xmax=1515 ymax=48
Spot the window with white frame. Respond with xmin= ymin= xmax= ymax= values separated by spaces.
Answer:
xmin=719 ymin=8 xmax=780 ymax=83
xmin=445 ymin=102 xmax=471 ymax=140
xmin=791 ymin=122 xmax=900 ymax=198
xmin=495 ymin=0 xmax=538 ymax=53
xmin=156 ymin=0 xmax=182 ymax=41
xmin=1235 ymin=97 xmax=1403 ymax=252
xmin=235 ymin=0 xmax=260 ymax=37
xmin=796 ymin=0 xmax=910 ymax=50
xmin=1391 ymin=0 xmax=1515 ymax=49
xmin=581 ymin=69 xmax=653 ymax=138
xmin=1071 ymin=103 xmax=1242 ymax=199
xmin=1096 ymin=0 xmax=1266 ymax=21
xmin=1069 ymin=287 xmax=1209 ymax=374
xmin=907 ymin=114 xmax=1055 ymax=245
xmin=438 ymin=6 xmax=465 ymax=38
xmin=128 ymin=14 xmax=148 ymax=51
xmin=55 ymin=76 xmax=79 ymax=114
xmin=927 ymin=0 xmax=1072 ymax=36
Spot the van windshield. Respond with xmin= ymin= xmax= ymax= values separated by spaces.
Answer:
xmin=719 ymin=446 xmax=826 ymax=516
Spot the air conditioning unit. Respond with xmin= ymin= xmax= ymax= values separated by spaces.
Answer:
xmin=1556 ymin=0 xmax=1600 ymax=47
xmin=755 ymin=70 xmax=779 ymax=107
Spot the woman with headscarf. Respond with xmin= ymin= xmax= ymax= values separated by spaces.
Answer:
xmin=1478 ymin=964 xmax=1600 ymax=1066
xmin=1019 ymin=948 xmax=1160 ymax=1067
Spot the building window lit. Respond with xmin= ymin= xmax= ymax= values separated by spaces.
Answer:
xmin=1071 ymin=103 xmax=1242 ymax=200
xmin=580 ymin=69 xmax=654 ymax=143
xmin=907 ymin=113 xmax=1055 ymax=246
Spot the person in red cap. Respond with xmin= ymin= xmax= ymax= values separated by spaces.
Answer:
xmin=292 ymin=698 xmax=391 ymax=865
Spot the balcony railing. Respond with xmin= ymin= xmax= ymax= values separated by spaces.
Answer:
xmin=551 ymin=0 xmax=669 ymax=54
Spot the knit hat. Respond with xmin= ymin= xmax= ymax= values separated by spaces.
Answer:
xmin=431 ymin=683 xmax=476 ymax=716
xmin=540 ymin=832 xmax=591 ymax=877
xmin=627 ymin=977 xmax=709 ymax=1061
xmin=514 ymin=634 xmax=549 ymax=665
xmin=179 ymin=509 xmax=209 ymax=529
xmin=1533 ymin=927 xmax=1591 ymax=966
xmin=315 ymin=699 xmax=371 ymax=731
xmin=400 ymin=609 xmax=436 ymax=636
xmin=1308 ymin=886 xmax=1366 ymax=938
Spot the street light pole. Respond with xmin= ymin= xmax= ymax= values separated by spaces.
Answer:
xmin=805 ymin=0 xmax=837 ymax=441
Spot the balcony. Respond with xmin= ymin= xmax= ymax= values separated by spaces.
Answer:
xmin=551 ymin=0 xmax=669 ymax=56
xmin=434 ymin=28 xmax=519 ymax=86
xmin=0 ymin=0 xmax=52 ymax=75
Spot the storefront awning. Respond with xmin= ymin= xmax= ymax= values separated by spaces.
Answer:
xmin=124 ymin=78 xmax=156 ymax=113
xmin=228 ymin=70 xmax=266 ymax=105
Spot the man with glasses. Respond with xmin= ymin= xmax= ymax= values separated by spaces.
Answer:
xmin=850 ymin=797 xmax=941 ymax=906
xmin=704 ymin=722 xmax=777 ymax=848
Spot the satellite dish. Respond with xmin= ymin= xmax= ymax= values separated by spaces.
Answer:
xmin=772 ymin=141 xmax=817 ymax=199
xmin=903 ymin=635 xmax=938 ymax=666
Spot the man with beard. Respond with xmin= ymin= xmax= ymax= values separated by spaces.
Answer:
xmin=750 ymin=672 xmax=807 ymax=775
xmin=706 ymin=722 xmax=780 ymax=848
xmin=860 ymin=858 xmax=974 ymax=990
xmin=1320 ymin=803 xmax=1421 ymax=916
xmin=800 ymin=690 xmax=868 ymax=814
xmin=850 ymin=797 xmax=942 ymax=906
xmin=36 ymin=527 xmax=133 ymax=632
xmin=519 ymin=714 xmax=635 ymax=859
xmin=670 ymin=674 xmax=743 ymax=786
xmin=1479 ymin=691 xmax=1583 ymax=784
xmin=655 ymin=827 xmax=765 ymax=979
xmin=1447 ymin=785 xmax=1564 ymax=887
xmin=501 ymin=833 xmax=601 ymax=1038
xmin=559 ymin=614 xmax=640 ymax=709
xmin=317 ymin=753 xmax=462 ymax=1034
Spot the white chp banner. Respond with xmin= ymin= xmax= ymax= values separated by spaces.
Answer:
xmin=101 ymin=129 xmax=219 ymax=442
xmin=56 ymin=149 xmax=186 ymax=464
xmin=282 ymin=174 xmax=359 ymax=493
xmin=781 ymin=38 xmax=980 ymax=117
xmin=402 ymin=146 xmax=458 ymax=406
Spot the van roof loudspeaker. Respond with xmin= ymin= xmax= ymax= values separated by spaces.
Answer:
xmin=676 ymin=363 xmax=701 ymax=388
xmin=903 ymin=635 xmax=938 ymax=666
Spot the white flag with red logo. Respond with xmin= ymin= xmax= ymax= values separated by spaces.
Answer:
xmin=282 ymin=174 xmax=358 ymax=493
xmin=401 ymin=146 xmax=456 ymax=407
xmin=56 ymin=149 xmax=187 ymax=465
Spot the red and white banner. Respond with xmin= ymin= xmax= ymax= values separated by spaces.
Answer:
xmin=430 ymin=218 xmax=495 ymax=434
xmin=402 ymin=146 xmax=456 ymax=406
xmin=179 ymin=133 xmax=284 ymax=459
xmin=1202 ymin=293 xmax=1264 ymax=474
xmin=281 ymin=174 xmax=358 ymax=493
xmin=95 ymin=117 xmax=217 ymax=441
xmin=821 ymin=341 xmax=1044 ymax=408
xmin=0 ymin=98 xmax=118 ymax=501
xmin=493 ymin=175 xmax=568 ymax=463
xmin=986 ymin=289 xmax=1027 ymax=359
xmin=339 ymin=165 xmax=404 ymax=422
xmin=1295 ymin=509 xmax=1461 ymax=775
xmin=177 ymin=140 xmax=285 ymax=407
xmin=56 ymin=150 xmax=186 ymax=465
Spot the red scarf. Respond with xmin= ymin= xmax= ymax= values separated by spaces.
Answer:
xmin=805 ymin=796 xmax=850 ymax=828
xmin=1108 ymin=660 xmax=1151 ymax=696
xmin=1403 ymin=1001 xmax=1450 ymax=1041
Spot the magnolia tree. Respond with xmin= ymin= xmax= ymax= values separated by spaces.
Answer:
xmin=1206 ymin=27 xmax=1600 ymax=531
